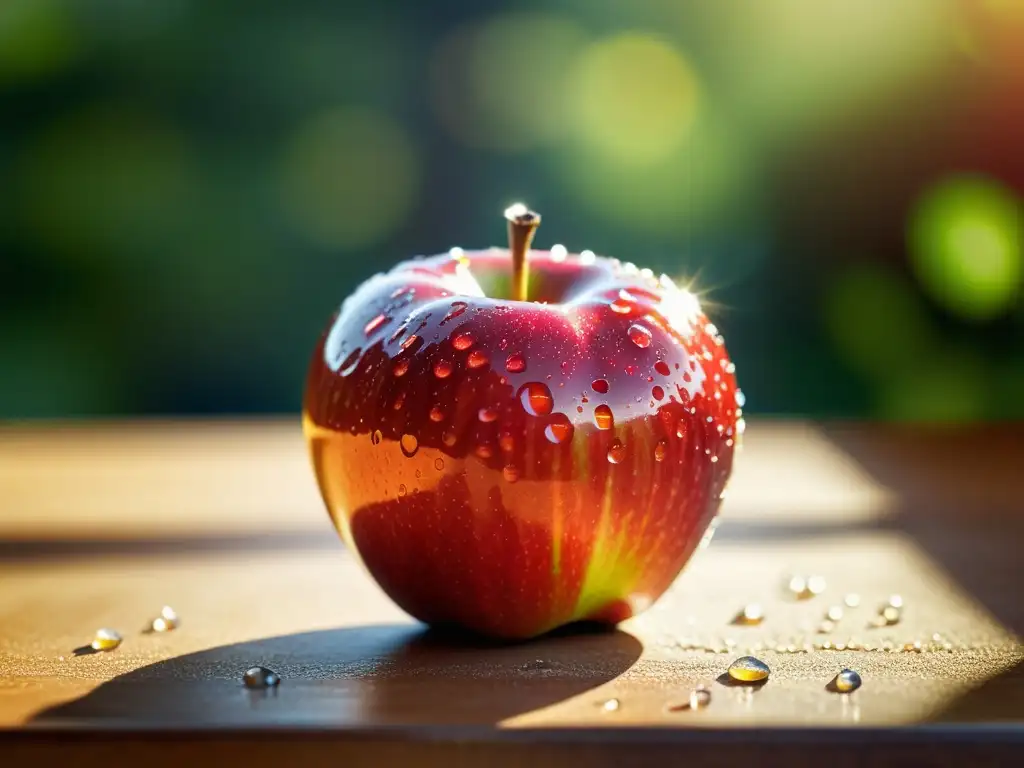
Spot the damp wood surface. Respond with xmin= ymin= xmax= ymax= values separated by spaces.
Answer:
xmin=0 ymin=419 xmax=1021 ymax=766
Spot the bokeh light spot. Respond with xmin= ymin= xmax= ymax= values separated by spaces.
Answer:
xmin=823 ymin=263 xmax=937 ymax=381
xmin=553 ymin=114 xmax=753 ymax=234
xmin=280 ymin=107 xmax=420 ymax=249
xmin=16 ymin=104 xmax=197 ymax=262
xmin=569 ymin=33 xmax=699 ymax=167
xmin=0 ymin=0 xmax=78 ymax=83
xmin=908 ymin=175 xmax=1023 ymax=321
xmin=879 ymin=348 xmax=987 ymax=424
xmin=430 ymin=12 xmax=588 ymax=152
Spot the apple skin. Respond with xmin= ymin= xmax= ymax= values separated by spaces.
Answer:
xmin=303 ymin=247 xmax=742 ymax=639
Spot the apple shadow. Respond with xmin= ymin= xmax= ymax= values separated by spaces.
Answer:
xmin=31 ymin=623 xmax=642 ymax=727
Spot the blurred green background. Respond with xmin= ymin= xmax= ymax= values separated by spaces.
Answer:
xmin=2 ymin=0 xmax=1022 ymax=421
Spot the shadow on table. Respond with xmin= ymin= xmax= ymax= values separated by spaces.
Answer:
xmin=32 ymin=623 xmax=642 ymax=727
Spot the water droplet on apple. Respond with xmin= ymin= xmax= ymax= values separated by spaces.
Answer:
xmin=628 ymin=324 xmax=652 ymax=348
xmin=443 ymin=301 xmax=468 ymax=323
xmin=610 ymin=300 xmax=632 ymax=314
xmin=388 ymin=325 xmax=407 ymax=344
xmin=242 ymin=666 xmax=280 ymax=689
xmin=478 ymin=407 xmax=497 ymax=423
xmin=400 ymin=434 xmax=418 ymax=457
xmin=518 ymin=382 xmax=553 ymax=416
xmin=452 ymin=331 xmax=474 ymax=351
xmin=499 ymin=433 xmax=515 ymax=452
xmin=476 ymin=443 xmax=494 ymax=459
xmin=392 ymin=359 xmax=410 ymax=377
xmin=392 ymin=391 xmax=406 ymax=410
xmin=735 ymin=389 xmax=746 ymax=408
xmin=339 ymin=348 xmax=362 ymax=376
xmin=655 ymin=360 xmax=671 ymax=376
xmin=398 ymin=484 xmax=407 ymax=497
xmin=433 ymin=359 xmax=453 ymax=378
xmin=544 ymin=414 xmax=574 ymax=444
xmin=676 ymin=420 xmax=687 ymax=438
xmin=624 ymin=364 xmax=637 ymax=376
xmin=429 ymin=406 xmax=445 ymax=422
xmin=736 ymin=418 xmax=746 ymax=435
xmin=505 ymin=353 xmax=526 ymax=373
xmin=401 ymin=334 xmax=419 ymax=351
xmin=503 ymin=465 xmax=520 ymax=483
xmin=607 ymin=440 xmax=626 ymax=464
xmin=652 ymin=385 xmax=665 ymax=400
xmin=390 ymin=286 xmax=412 ymax=300
xmin=363 ymin=314 xmax=389 ymax=336
xmin=593 ymin=404 xmax=614 ymax=430
xmin=592 ymin=379 xmax=609 ymax=394
xmin=442 ymin=431 xmax=457 ymax=447
xmin=654 ymin=440 xmax=667 ymax=461
xmin=371 ymin=430 xmax=382 ymax=445
xmin=467 ymin=350 xmax=489 ymax=369
xmin=434 ymin=458 xmax=444 ymax=470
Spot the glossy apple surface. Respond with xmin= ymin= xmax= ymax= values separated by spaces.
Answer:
xmin=303 ymin=247 xmax=743 ymax=639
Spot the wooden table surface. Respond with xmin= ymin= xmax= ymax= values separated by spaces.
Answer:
xmin=0 ymin=419 xmax=1021 ymax=765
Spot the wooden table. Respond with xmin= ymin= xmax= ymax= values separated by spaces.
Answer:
xmin=1 ymin=420 xmax=1021 ymax=765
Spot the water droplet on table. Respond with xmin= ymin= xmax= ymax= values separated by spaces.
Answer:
xmin=832 ymin=669 xmax=862 ymax=693
xmin=90 ymin=628 xmax=122 ymax=652
xmin=727 ymin=656 xmax=770 ymax=683
xmin=243 ymin=666 xmax=280 ymax=689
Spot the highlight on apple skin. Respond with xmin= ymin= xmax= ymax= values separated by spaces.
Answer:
xmin=303 ymin=213 xmax=742 ymax=640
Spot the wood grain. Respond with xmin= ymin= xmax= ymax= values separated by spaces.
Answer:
xmin=0 ymin=419 xmax=1021 ymax=764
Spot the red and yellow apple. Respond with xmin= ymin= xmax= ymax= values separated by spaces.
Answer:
xmin=303 ymin=208 xmax=742 ymax=639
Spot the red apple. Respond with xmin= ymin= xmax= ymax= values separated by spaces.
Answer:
xmin=303 ymin=207 xmax=742 ymax=639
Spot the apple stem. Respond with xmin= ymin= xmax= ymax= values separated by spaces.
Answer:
xmin=505 ymin=204 xmax=541 ymax=302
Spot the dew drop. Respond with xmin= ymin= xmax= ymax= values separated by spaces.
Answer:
xmin=452 ymin=331 xmax=474 ymax=351
xmin=593 ymin=404 xmax=614 ymax=430
xmin=475 ymin=443 xmax=494 ymax=459
xmin=243 ymin=666 xmax=280 ymax=689
xmin=371 ymin=429 xmax=383 ymax=444
xmin=735 ymin=389 xmax=747 ymax=408
xmin=676 ymin=420 xmax=687 ymax=439
xmin=433 ymin=359 xmax=453 ymax=378
xmin=832 ymin=669 xmax=862 ymax=693
xmin=624 ymin=364 xmax=638 ymax=376
xmin=544 ymin=414 xmax=574 ymax=444
xmin=363 ymin=314 xmax=389 ymax=336
xmin=398 ymin=484 xmax=407 ymax=497
xmin=727 ymin=656 xmax=770 ymax=683
xmin=478 ymin=407 xmax=498 ymax=423
xmin=429 ymin=407 xmax=445 ymax=422
xmin=400 ymin=434 xmax=418 ymax=457
xmin=606 ymin=439 xmax=626 ymax=464
xmin=652 ymin=385 xmax=665 ymax=400
xmin=91 ymin=628 xmax=122 ymax=652
xmin=504 ymin=352 xmax=527 ymax=374
xmin=503 ymin=465 xmax=520 ymax=483
xmin=393 ymin=359 xmax=410 ymax=377
xmin=498 ymin=433 xmax=515 ymax=452
xmin=393 ymin=391 xmax=406 ymax=410
xmin=609 ymin=299 xmax=632 ymax=314
xmin=518 ymin=382 xmax=554 ymax=416
xmin=628 ymin=324 xmax=652 ymax=348
xmin=654 ymin=440 xmax=667 ymax=462
xmin=442 ymin=431 xmax=457 ymax=447
xmin=467 ymin=349 xmax=489 ymax=369
xmin=434 ymin=458 xmax=444 ymax=471
xmin=401 ymin=334 xmax=419 ymax=351
xmin=576 ymin=405 xmax=584 ymax=413
xmin=655 ymin=360 xmax=671 ymax=376
xmin=592 ymin=379 xmax=609 ymax=394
